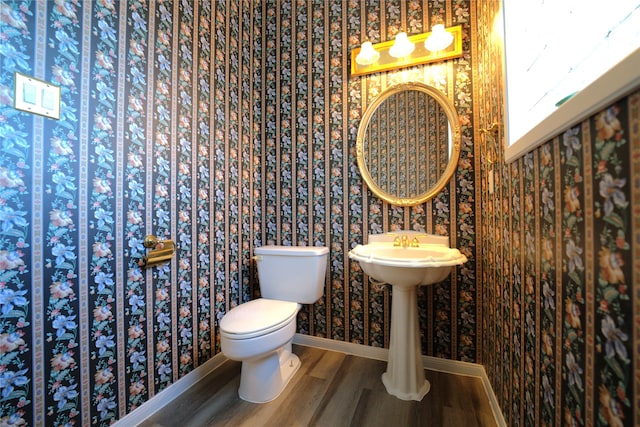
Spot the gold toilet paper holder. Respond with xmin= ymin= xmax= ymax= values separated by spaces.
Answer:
xmin=141 ymin=235 xmax=176 ymax=268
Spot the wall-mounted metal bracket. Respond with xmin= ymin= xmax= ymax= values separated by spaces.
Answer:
xmin=140 ymin=235 xmax=176 ymax=269
xmin=479 ymin=122 xmax=501 ymax=165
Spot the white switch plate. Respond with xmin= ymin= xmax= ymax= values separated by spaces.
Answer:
xmin=14 ymin=72 xmax=61 ymax=120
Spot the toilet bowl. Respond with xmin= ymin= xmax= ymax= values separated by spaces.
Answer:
xmin=219 ymin=245 xmax=328 ymax=403
xmin=220 ymin=298 xmax=300 ymax=403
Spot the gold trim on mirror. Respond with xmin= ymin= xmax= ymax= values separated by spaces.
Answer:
xmin=355 ymin=82 xmax=461 ymax=207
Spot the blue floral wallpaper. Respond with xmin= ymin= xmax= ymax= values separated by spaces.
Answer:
xmin=1 ymin=0 xmax=262 ymax=424
xmin=261 ymin=0 xmax=479 ymax=359
xmin=476 ymin=2 xmax=639 ymax=426
xmin=2 ymin=0 xmax=636 ymax=426
xmin=1 ymin=1 xmax=479 ymax=425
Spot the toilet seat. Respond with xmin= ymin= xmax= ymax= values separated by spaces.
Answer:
xmin=220 ymin=298 xmax=299 ymax=339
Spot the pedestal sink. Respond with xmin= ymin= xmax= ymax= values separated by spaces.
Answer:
xmin=348 ymin=232 xmax=467 ymax=401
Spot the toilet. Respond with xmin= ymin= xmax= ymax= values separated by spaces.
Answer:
xmin=219 ymin=245 xmax=329 ymax=403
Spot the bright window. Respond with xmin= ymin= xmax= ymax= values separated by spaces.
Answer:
xmin=503 ymin=1 xmax=640 ymax=161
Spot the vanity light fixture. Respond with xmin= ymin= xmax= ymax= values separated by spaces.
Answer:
xmin=424 ymin=24 xmax=454 ymax=52
xmin=355 ymin=41 xmax=380 ymax=65
xmin=388 ymin=32 xmax=415 ymax=58
xmin=351 ymin=25 xmax=463 ymax=77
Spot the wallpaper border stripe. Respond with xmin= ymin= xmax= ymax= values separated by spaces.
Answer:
xmin=78 ymin=2 xmax=93 ymax=425
xmin=553 ymin=136 xmax=563 ymax=427
xmin=32 ymin=3 xmax=47 ymax=425
xmin=290 ymin=0 xmax=298 ymax=245
xmin=30 ymin=104 xmax=45 ymax=424
xmin=275 ymin=1 xmax=282 ymax=244
xmin=190 ymin=0 xmax=200 ymax=370
xmin=534 ymin=149 xmax=541 ymax=425
xmin=469 ymin=0 xmax=483 ymax=364
xmin=581 ymin=119 xmax=595 ymax=426
xmin=116 ymin=0 xmax=129 ymax=416
xmin=518 ymin=156 xmax=525 ymax=425
xmin=169 ymin=0 xmax=181 ymax=387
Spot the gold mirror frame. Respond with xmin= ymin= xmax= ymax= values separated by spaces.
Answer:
xmin=355 ymin=82 xmax=461 ymax=206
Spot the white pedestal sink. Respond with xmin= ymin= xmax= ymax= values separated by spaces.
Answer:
xmin=348 ymin=232 xmax=467 ymax=401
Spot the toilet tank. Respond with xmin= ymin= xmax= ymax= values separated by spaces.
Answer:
xmin=254 ymin=245 xmax=329 ymax=304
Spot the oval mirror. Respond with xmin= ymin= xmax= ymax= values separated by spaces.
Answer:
xmin=356 ymin=82 xmax=461 ymax=206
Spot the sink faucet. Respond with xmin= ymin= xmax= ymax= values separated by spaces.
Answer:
xmin=393 ymin=235 xmax=418 ymax=248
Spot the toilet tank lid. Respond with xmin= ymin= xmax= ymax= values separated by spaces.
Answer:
xmin=255 ymin=245 xmax=329 ymax=256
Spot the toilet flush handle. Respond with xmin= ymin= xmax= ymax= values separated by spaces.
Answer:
xmin=252 ymin=255 xmax=263 ymax=262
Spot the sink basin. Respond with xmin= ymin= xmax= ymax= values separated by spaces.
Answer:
xmin=348 ymin=232 xmax=468 ymax=401
xmin=348 ymin=242 xmax=466 ymax=287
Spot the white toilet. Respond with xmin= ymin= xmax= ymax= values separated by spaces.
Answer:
xmin=219 ymin=245 xmax=329 ymax=403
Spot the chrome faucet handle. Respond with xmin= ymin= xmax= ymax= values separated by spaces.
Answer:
xmin=411 ymin=237 xmax=420 ymax=247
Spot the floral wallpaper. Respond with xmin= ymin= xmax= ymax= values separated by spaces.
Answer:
xmin=476 ymin=2 xmax=639 ymax=426
xmin=260 ymin=0 xmax=479 ymax=358
xmin=1 ymin=0 xmax=260 ymax=424
xmin=5 ymin=1 xmax=635 ymax=426
xmin=1 ymin=0 xmax=479 ymax=425
xmin=344 ymin=0 xmax=478 ymax=361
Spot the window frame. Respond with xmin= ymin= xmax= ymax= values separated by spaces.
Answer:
xmin=504 ymin=47 xmax=640 ymax=162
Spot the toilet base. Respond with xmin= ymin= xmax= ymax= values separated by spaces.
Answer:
xmin=238 ymin=346 xmax=300 ymax=403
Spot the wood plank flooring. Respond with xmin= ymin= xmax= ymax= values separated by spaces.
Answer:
xmin=139 ymin=345 xmax=497 ymax=427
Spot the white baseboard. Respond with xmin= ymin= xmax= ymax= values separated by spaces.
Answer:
xmin=294 ymin=333 xmax=390 ymax=361
xmin=293 ymin=334 xmax=506 ymax=426
xmin=113 ymin=352 xmax=228 ymax=427
xmin=117 ymin=335 xmax=506 ymax=427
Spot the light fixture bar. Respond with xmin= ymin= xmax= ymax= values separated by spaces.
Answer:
xmin=350 ymin=25 xmax=463 ymax=77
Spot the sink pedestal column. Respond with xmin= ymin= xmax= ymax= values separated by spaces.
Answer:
xmin=382 ymin=284 xmax=430 ymax=401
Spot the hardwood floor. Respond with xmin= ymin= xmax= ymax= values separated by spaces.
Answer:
xmin=139 ymin=345 xmax=497 ymax=427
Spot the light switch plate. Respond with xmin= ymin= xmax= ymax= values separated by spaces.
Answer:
xmin=14 ymin=72 xmax=61 ymax=120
